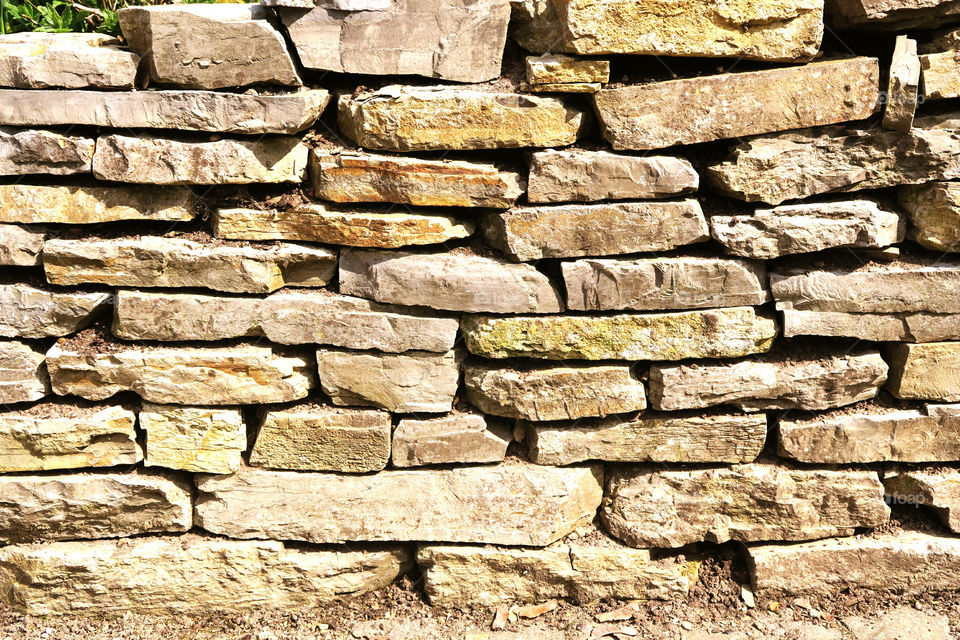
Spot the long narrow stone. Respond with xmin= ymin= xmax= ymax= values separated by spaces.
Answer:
xmin=0 ymin=284 xmax=108 ymax=339
xmin=141 ymin=404 xmax=245 ymax=475
xmin=829 ymin=0 xmax=960 ymax=29
xmin=391 ymin=412 xmax=510 ymax=467
xmin=885 ymin=470 xmax=960 ymax=532
xmin=900 ymin=181 xmax=960 ymax=251
xmin=0 ymin=224 xmax=44 ymax=266
xmin=0 ymin=32 xmax=139 ymax=89
xmin=781 ymin=308 xmax=960 ymax=342
xmin=0 ymin=184 xmax=195 ymax=225
xmin=887 ymin=342 xmax=960 ymax=401
xmin=0 ymin=341 xmax=48 ymax=405
xmin=1 ymin=128 xmax=93 ymax=176
xmin=883 ymin=36 xmax=921 ymax=131
xmin=195 ymin=464 xmax=603 ymax=546
xmin=526 ymin=55 xmax=610 ymax=84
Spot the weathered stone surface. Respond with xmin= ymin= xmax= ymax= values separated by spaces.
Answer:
xmin=196 ymin=464 xmax=603 ymax=546
xmin=462 ymin=307 xmax=777 ymax=361
xmin=47 ymin=343 xmax=313 ymax=405
xmin=113 ymin=289 xmax=457 ymax=353
xmin=0 ymin=341 xmax=48 ymax=405
xmin=828 ymin=0 xmax=960 ymax=29
xmin=528 ymin=412 xmax=767 ymax=466
xmin=747 ymin=531 xmax=960 ymax=596
xmin=338 ymin=86 xmax=588 ymax=151
xmin=920 ymin=50 xmax=960 ymax=100
xmin=0 ymin=535 xmax=410 ymax=615
xmin=464 ymin=362 xmax=646 ymax=421
xmin=119 ymin=4 xmax=301 ymax=89
xmin=780 ymin=309 xmax=960 ymax=342
xmin=0 ymin=224 xmax=43 ymax=266
xmin=525 ymin=55 xmax=609 ymax=84
xmin=214 ymin=205 xmax=472 ymax=248
xmin=0 ymin=471 xmax=191 ymax=543
xmin=593 ymin=58 xmax=879 ymax=151
xmin=900 ymin=181 xmax=960 ymax=251
xmin=603 ymin=465 xmax=889 ymax=548
xmin=521 ymin=81 xmax=600 ymax=93
xmin=0 ymin=128 xmax=93 ymax=176
xmin=280 ymin=0 xmax=509 ymax=82
xmin=884 ymin=36 xmax=921 ymax=131
xmin=316 ymin=348 xmax=461 ymax=413
xmin=141 ymin=404 xmax=245 ymax=475
xmin=92 ymin=134 xmax=308 ymax=185
xmin=44 ymin=237 xmax=335 ymax=294
xmin=340 ymin=249 xmax=563 ymax=313
xmin=311 ymin=149 xmax=524 ymax=208
xmin=649 ymin=352 xmax=887 ymax=412
xmin=562 ymin=257 xmax=769 ymax=312
xmin=418 ymin=537 xmax=697 ymax=607
xmin=843 ymin=607 xmax=952 ymax=640
xmin=0 ymin=89 xmax=329 ymax=134
xmin=0 ymin=403 xmax=140 ymax=473
xmin=512 ymin=0 xmax=823 ymax=61
xmin=885 ymin=470 xmax=960 ymax=532
xmin=481 ymin=200 xmax=708 ymax=261
xmin=0 ymin=284 xmax=108 ymax=339
xmin=886 ymin=342 xmax=960 ymax=401
xmin=0 ymin=32 xmax=138 ymax=89
xmin=391 ymin=412 xmax=510 ymax=467
xmin=527 ymin=150 xmax=697 ymax=203
xmin=710 ymin=199 xmax=902 ymax=259
xmin=250 ymin=405 xmax=390 ymax=473
xmin=0 ymin=184 xmax=195 ymax=225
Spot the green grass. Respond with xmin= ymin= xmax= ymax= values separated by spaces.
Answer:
xmin=0 ymin=0 xmax=225 ymax=37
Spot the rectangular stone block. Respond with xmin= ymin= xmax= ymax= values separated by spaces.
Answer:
xmin=900 ymin=180 xmax=960 ymax=251
xmin=883 ymin=36 xmax=920 ymax=131
xmin=141 ymin=404 xmax=245 ymax=475
xmin=922 ymin=50 xmax=960 ymax=101
xmin=0 ymin=32 xmax=139 ymax=89
xmin=0 ymin=340 xmax=48 ymax=405
xmin=391 ymin=412 xmax=510 ymax=468
xmin=0 ymin=284 xmax=109 ymax=339
xmin=885 ymin=470 xmax=960 ymax=532
xmin=0 ymin=184 xmax=195 ymax=225
xmin=887 ymin=342 xmax=960 ymax=401
xmin=781 ymin=308 xmax=960 ymax=342
xmin=0 ymin=224 xmax=43 ymax=266
xmin=1 ymin=128 xmax=93 ymax=176
xmin=526 ymin=54 xmax=609 ymax=84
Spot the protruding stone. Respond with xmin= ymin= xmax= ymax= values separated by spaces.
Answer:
xmin=886 ymin=342 xmax=960 ymax=401
xmin=316 ymin=348 xmax=461 ymax=413
xmin=481 ymin=200 xmax=708 ymax=261
xmin=118 ymin=4 xmax=301 ymax=89
xmin=602 ymin=465 xmax=889 ymax=548
xmin=340 ymin=249 xmax=563 ymax=313
xmin=44 ymin=236 xmax=335 ymax=294
xmin=250 ymin=405 xmax=390 ymax=473
xmin=464 ymin=362 xmax=646 ymax=422
xmin=829 ymin=0 xmax=960 ymax=29
xmin=593 ymin=58 xmax=879 ymax=150
xmin=921 ymin=50 xmax=960 ymax=101
xmin=0 ymin=403 xmax=140 ymax=473
xmin=525 ymin=55 xmax=610 ymax=85
xmin=780 ymin=309 xmax=960 ymax=342
xmin=92 ymin=134 xmax=308 ymax=184
xmin=0 ymin=32 xmax=139 ymax=89
xmin=391 ymin=412 xmax=510 ymax=468
xmin=883 ymin=36 xmax=921 ymax=131
xmin=47 ymin=343 xmax=313 ymax=405
xmin=0 ymin=128 xmax=93 ymax=176
xmin=0 ymin=184 xmax=195 ymax=225
xmin=195 ymin=464 xmax=604 ymax=546
xmin=462 ymin=307 xmax=777 ymax=361
xmin=0 ymin=284 xmax=108 ymax=339
xmin=885 ymin=470 xmax=960 ymax=532
xmin=649 ymin=352 xmax=888 ymax=412
xmin=0 ymin=341 xmax=48 ymax=405
xmin=141 ymin=404 xmax=245 ymax=474
xmin=0 ymin=535 xmax=410 ymax=615
xmin=900 ymin=181 xmax=960 ymax=251
xmin=338 ymin=86 xmax=588 ymax=151
xmin=0 ymin=224 xmax=43 ymax=266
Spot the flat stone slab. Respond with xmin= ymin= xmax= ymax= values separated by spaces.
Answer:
xmin=0 ymin=224 xmax=43 ymax=266
xmin=0 ymin=184 xmax=195 ymax=225
xmin=885 ymin=470 xmax=960 ymax=532
xmin=43 ymin=236 xmax=335 ymax=294
xmin=844 ymin=607 xmax=952 ymax=640
xmin=829 ymin=0 xmax=960 ymax=29
xmin=780 ymin=308 xmax=960 ymax=342
xmin=602 ymin=465 xmax=889 ymax=548
xmin=922 ymin=50 xmax=960 ymax=101
xmin=0 ymin=284 xmax=109 ymax=338
xmin=900 ymin=181 xmax=960 ymax=251
xmin=338 ymin=86 xmax=588 ymax=151
xmin=195 ymin=464 xmax=603 ymax=546
xmin=481 ymin=200 xmax=708 ymax=261
xmin=0 ymin=32 xmax=139 ymax=89
xmin=525 ymin=54 xmax=609 ymax=85
xmin=593 ymin=57 xmax=879 ymax=150
xmin=141 ymin=404 xmax=245 ymax=475
xmin=0 ymin=340 xmax=48 ymax=405
xmin=0 ymin=128 xmax=93 ymax=176
xmin=462 ymin=307 xmax=777 ymax=361
xmin=0 ymin=535 xmax=409 ymax=615
xmin=887 ymin=342 xmax=960 ymax=401
xmin=883 ymin=36 xmax=921 ymax=132
xmin=391 ymin=412 xmax=510 ymax=468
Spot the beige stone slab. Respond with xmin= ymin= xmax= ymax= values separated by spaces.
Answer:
xmin=0 ymin=184 xmax=195 ymax=225
xmin=885 ymin=470 xmax=960 ymax=532
xmin=781 ymin=308 xmax=960 ymax=342
xmin=886 ymin=342 xmax=960 ymax=401
xmin=141 ymin=404 xmax=245 ymax=474
xmin=883 ymin=36 xmax=921 ymax=131
xmin=829 ymin=0 xmax=960 ymax=29
xmin=391 ymin=412 xmax=510 ymax=468
xmin=0 ymin=128 xmax=93 ymax=176
xmin=0 ymin=340 xmax=48 ymax=405
xmin=922 ymin=51 xmax=960 ymax=101
xmin=0 ymin=284 xmax=108 ymax=339
xmin=525 ymin=55 xmax=609 ymax=84
xmin=900 ymin=180 xmax=960 ymax=251
xmin=0 ymin=32 xmax=139 ymax=89
xmin=0 ymin=224 xmax=43 ymax=266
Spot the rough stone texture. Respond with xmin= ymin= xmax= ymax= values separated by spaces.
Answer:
xmin=527 ymin=150 xmax=697 ymax=203
xmin=0 ymin=471 xmax=191 ymax=544
xmin=0 ymin=535 xmax=410 ymax=615
xmin=462 ymin=307 xmax=777 ymax=361
xmin=747 ymin=531 xmax=960 ymax=596
xmin=0 ymin=128 xmax=93 ymax=176
xmin=391 ymin=412 xmax=510 ymax=467
xmin=780 ymin=309 xmax=960 ymax=342
xmin=0 ymin=184 xmax=195 ymax=225
xmin=885 ymin=470 xmax=960 ymax=532
xmin=92 ymin=134 xmax=308 ymax=185
xmin=0 ymin=284 xmax=109 ymax=338
xmin=463 ymin=362 xmax=646 ymax=421
xmin=926 ymin=25 xmax=960 ymax=52
xmin=481 ymin=200 xmax=708 ymax=261
xmin=0 ymin=89 xmax=329 ymax=135
xmin=923 ymin=51 xmax=960 ymax=101
xmin=886 ymin=342 xmax=960 ymax=401
xmin=311 ymin=149 xmax=523 ymax=208
xmin=316 ymin=348 xmax=461 ymax=413
xmin=602 ymin=465 xmax=889 ymax=548
xmin=593 ymin=58 xmax=879 ymax=151
xmin=525 ymin=55 xmax=610 ymax=84
xmin=280 ymin=0 xmax=509 ymax=82
xmin=562 ymin=257 xmax=769 ymax=312
xmin=44 ymin=237 xmax=335 ymax=294
xmin=46 ymin=343 xmax=313 ymax=406
xmin=710 ymin=200 xmax=902 ymax=259
xmin=0 ymin=32 xmax=139 ymax=89
xmin=338 ymin=86 xmax=588 ymax=151
xmin=649 ymin=352 xmax=888 ymax=412
xmin=883 ymin=36 xmax=921 ymax=132
xmin=843 ymin=608 xmax=952 ymax=640
xmin=829 ymin=0 xmax=960 ymax=29
xmin=512 ymin=0 xmax=824 ymax=62
xmin=112 ymin=289 xmax=458 ymax=353
xmin=118 ymin=4 xmax=301 ymax=89
xmin=0 ymin=404 xmax=140 ymax=473
xmin=527 ymin=412 xmax=767 ymax=466
xmin=418 ymin=538 xmax=697 ymax=607
xmin=141 ymin=404 xmax=245 ymax=475
xmin=250 ymin=405 xmax=390 ymax=473
xmin=339 ymin=249 xmax=563 ymax=314
xmin=0 ymin=224 xmax=43 ymax=266
xmin=521 ymin=81 xmax=600 ymax=93
xmin=195 ymin=464 xmax=604 ymax=546
xmin=213 ymin=205 xmax=472 ymax=248
xmin=0 ymin=341 xmax=48 ymax=405
xmin=900 ymin=181 xmax=960 ymax=251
